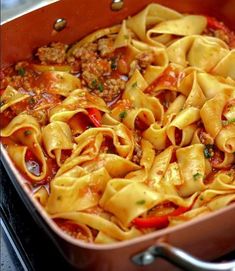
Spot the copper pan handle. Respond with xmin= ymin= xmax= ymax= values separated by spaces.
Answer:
xmin=132 ymin=242 xmax=235 ymax=271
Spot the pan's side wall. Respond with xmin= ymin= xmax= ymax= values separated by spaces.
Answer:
xmin=57 ymin=205 xmax=235 ymax=271
xmin=1 ymin=0 xmax=235 ymax=67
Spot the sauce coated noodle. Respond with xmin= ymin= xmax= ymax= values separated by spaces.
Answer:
xmin=1 ymin=3 xmax=235 ymax=243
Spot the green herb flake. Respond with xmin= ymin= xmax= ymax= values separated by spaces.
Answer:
xmin=203 ymin=144 xmax=214 ymax=159
xmin=111 ymin=58 xmax=117 ymax=70
xmin=228 ymin=118 xmax=235 ymax=124
xmin=199 ymin=195 xmax=204 ymax=201
xmin=91 ymin=79 xmax=97 ymax=89
xmin=78 ymin=92 xmax=86 ymax=97
xmin=193 ymin=172 xmax=202 ymax=181
xmin=18 ymin=67 xmax=25 ymax=76
xmin=28 ymin=97 xmax=36 ymax=105
xmin=222 ymin=118 xmax=235 ymax=126
xmin=24 ymin=130 xmax=32 ymax=136
xmin=132 ymin=82 xmax=138 ymax=88
xmin=136 ymin=199 xmax=146 ymax=205
xmin=119 ymin=111 xmax=127 ymax=120
xmin=57 ymin=195 xmax=62 ymax=201
xmin=97 ymin=82 xmax=104 ymax=92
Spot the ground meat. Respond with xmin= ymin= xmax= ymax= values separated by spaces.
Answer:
xmin=70 ymin=42 xmax=112 ymax=87
xmin=82 ymin=58 xmax=111 ymax=84
xmin=71 ymin=43 xmax=98 ymax=61
xmin=93 ymin=78 xmax=125 ymax=102
xmin=36 ymin=42 xmax=68 ymax=64
xmin=132 ymin=132 xmax=142 ymax=164
xmin=136 ymin=51 xmax=154 ymax=69
xmin=97 ymin=38 xmax=115 ymax=57
xmin=68 ymin=41 xmax=127 ymax=102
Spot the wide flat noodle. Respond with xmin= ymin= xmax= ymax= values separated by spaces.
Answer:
xmin=1 ymin=3 xmax=235 ymax=244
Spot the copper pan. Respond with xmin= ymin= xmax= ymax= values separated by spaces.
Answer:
xmin=1 ymin=1 xmax=235 ymax=270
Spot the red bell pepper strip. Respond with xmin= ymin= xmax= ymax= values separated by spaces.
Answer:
xmin=206 ymin=16 xmax=228 ymax=32
xmin=132 ymin=206 xmax=191 ymax=229
xmin=87 ymin=108 xmax=102 ymax=127
xmin=133 ymin=215 xmax=169 ymax=229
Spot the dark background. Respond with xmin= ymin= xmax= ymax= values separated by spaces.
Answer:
xmin=0 ymin=162 xmax=76 ymax=271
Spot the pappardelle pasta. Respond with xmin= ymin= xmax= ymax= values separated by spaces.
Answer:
xmin=1 ymin=3 xmax=235 ymax=243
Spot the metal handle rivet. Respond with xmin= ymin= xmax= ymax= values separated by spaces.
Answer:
xmin=111 ymin=0 xmax=124 ymax=11
xmin=53 ymin=18 xmax=67 ymax=32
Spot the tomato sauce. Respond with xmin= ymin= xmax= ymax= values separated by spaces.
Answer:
xmin=144 ymin=66 xmax=185 ymax=93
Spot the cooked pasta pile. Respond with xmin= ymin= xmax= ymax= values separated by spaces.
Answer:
xmin=1 ymin=3 xmax=235 ymax=243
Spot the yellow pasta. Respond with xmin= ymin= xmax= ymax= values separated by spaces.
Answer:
xmin=1 ymin=3 xmax=235 ymax=243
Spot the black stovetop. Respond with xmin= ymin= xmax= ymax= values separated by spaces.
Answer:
xmin=0 ymin=162 xmax=77 ymax=271
xmin=1 ymin=161 xmax=235 ymax=271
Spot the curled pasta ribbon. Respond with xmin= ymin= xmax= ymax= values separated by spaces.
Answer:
xmin=167 ymin=35 xmax=229 ymax=73
xmin=148 ymin=146 xmax=174 ymax=186
xmin=51 ymin=212 xmax=141 ymax=242
xmin=1 ymin=115 xmax=47 ymax=182
xmin=126 ymin=3 xmax=182 ymax=45
xmin=179 ymin=71 xmax=206 ymax=108
xmin=37 ymin=71 xmax=81 ymax=96
xmin=209 ymin=170 xmax=235 ymax=191
xmin=100 ymin=181 xmax=163 ymax=227
xmin=212 ymin=49 xmax=235 ymax=79
xmin=114 ymin=20 xmax=131 ymax=49
xmin=147 ymin=146 xmax=199 ymax=200
xmin=110 ymin=107 xmax=155 ymax=131
xmin=131 ymin=39 xmax=169 ymax=68
xmin=56 ymin=128 xmax=140 ymax=177
xmin=215 ymin=124 xmax=235 ymax=153
xmin=34 ymin=186 xmax=49 ymax=207
xmin=196 ymin=72 xmax=235 ymax=99
xmin=200 ymin=89 xmax=235 ymax=138
xmin=211 ymin=152 xmax=234 ymax=169
xmin=82 ymin=153 xmax=140 ymax=178
xmin=125 ymin=139 xmax=155 ymax=182
xmin=147 ymin=15 xmax=207 ymax=44
xmin=0 ymin=86 xmax=29 ymax=113
xmin=123 ymin=70 xmax=164 ymax=124
xmin=143 ymin=123 xmax=167 ymax=150
xmin=100 ymin=178 xmax=196 ymax=227
xmin=46 ymin=168 xmax=111 ymax=214
xmin=74 ymin=124 xmax=135 ymax=159
xmin=176 ymin=144 xmax=206 ymax=197
xmin=206 ymin=194 xmax=235 ymax=211
xmin=49 ymin=89 xmax=108 ymax=121
xmin=166 ymin=107 xmax=200 ymax=146
xmin=42 ymin=121 xmax=74 ymax=166
xmin=193 ymin=189 xmax=235 ymax=209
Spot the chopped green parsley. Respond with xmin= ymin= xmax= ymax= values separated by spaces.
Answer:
xmin=119 ymin=111 xmax=127 ymax=119
xmin=193 ymin=172 xmax=202 ymax=181
xmin=18 ymin=67 xmax=25 ymax=76
xmin=203 ymin=144 xmax=214 ymax=159
xmin=222 ymin=118 xmax=235 ymax=126
xmin=136 ymin=199 xmax=146 ymax=205
xmin=111 ymin=58 xmax=117 ymax=70
xmin=132 ymin=82 xmax=138 ymax=88
xmin=97 ymin=82 xmax=104 ymax=92
xmin=24 ymin=130 xmax=32 ymax=136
